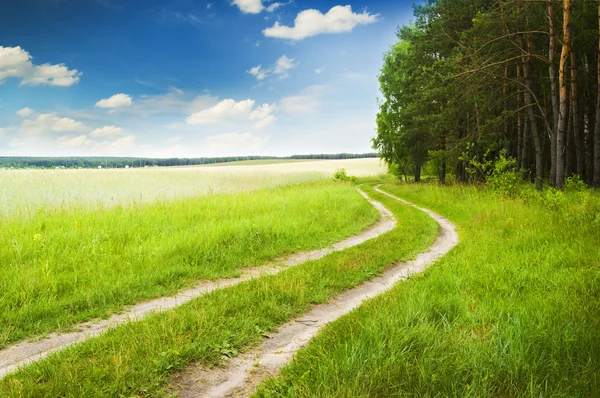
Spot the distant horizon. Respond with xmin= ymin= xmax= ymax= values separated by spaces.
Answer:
xmin=0 ymin=152 xmax=378 ymax=160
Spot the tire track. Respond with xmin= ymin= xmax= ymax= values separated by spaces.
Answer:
xmin=0 ymin=188 xmax=396 ymax=379
xmin=170 ymin=185 xmax=459 ymax=398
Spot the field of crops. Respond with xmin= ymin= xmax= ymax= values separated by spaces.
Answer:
xmin=0 ymin=158 xmax=385 ymax=218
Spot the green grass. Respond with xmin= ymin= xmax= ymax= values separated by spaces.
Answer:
xmin=0 ymin=185 xmax=438 ymax=397
xmin=255 ymin=182 xmax=600 ymax=397
xmin=0 ymin=181 xmax=379 ymax=348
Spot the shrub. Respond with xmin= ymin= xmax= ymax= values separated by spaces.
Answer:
xmin=333 ymin=168 xmax=357 ymax=183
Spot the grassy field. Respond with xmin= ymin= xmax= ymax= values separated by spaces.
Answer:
xmin=0 ymin=185 xmax=438 ymax=397
xmin=0 ymin=181 xmax=379 ymax=348
xmin=255 ymin=182 xmax=600 ymax=397
xmin=0 ymin=158 xmax=385 ymax=218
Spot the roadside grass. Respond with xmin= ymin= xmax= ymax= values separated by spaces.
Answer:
xmin=0 ymin=181 xmax=379 ymax=348
xmin=0 ymin=186 xmax=438 ymax=397
xmin=255 ymin=182 xmax=600 ymax=397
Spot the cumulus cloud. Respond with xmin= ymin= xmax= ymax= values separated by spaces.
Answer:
xmin=263 ymin=5 xmax=378 ymax=40
xmin=0 ymin=46 xmax=81 ymax=86
xmin=248 ymin=66 xmax=268 ymax=81
xmin=16 ymin=107 xmax=35 ymax=117
xmin=187 ymin=98 xmax=275 ymax=129
xmin=96 ymin=93 xmax=133 ymax=108
xmin=247 ymin=55 xmax=295 ymax=81
xmin=232 ymin=0 xmax=263 ymax=13
xmin=250 ymin=104 xmax=276 ymax=129
xmin=22 ymin=113 xmax=88 ymax=135
xmin=232 ymin=0 xmax=287 ymax=14
xmin=8 ymin=110 xmax=133 ymax=155
xmin=90 ymin=125 xmax=123 ymax=138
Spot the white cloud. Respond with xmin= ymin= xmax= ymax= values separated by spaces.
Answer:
xmin=250 ymin=104 xmax=276 ymax=129
xmin=280 ymin=85 xmax=327 ymax=115
xmin=265 ymin=2 xmax=282 ymax=12
xmin=96 ymin=93 xmax=133 ymax=108
xmin=0 ymin=46 xmax=81 ymax=86
xmin=114 ymin=87 xmax=217 ymax=116
xmin=16 ymin=107 xmax=35 ymax=117
xmin=232 ymin=0 xmax=286 ymax=14
xmin=187 ymin=99 xmax=256 ymax=125
xmin=8 ymin=110 xmax=136 ymax=155
xmin=22 ymin=113 xmax=88 ymax=135
xmin=110 ymin=135 xmax=136 ymax=149
xmin=57 ymin=134 xmax=92 ymax=149
xmin=90 ymin=125 xmax=123 ymax=138
xmin=274 ymin=55 xmax=294 ymax=75
xmin=263 ymin=5 xmax=378 ymax=40
xmin=247 ymin=55 xmax=295 ymax=81
xmin=186 ymin=98 xmax=276 ymax=129
xmin=248 ymin=66 xmax=268 ymax=80
xmin=232 ymin=0 xmax=263 ymax=14
xmin=203 ymin=132 xmax=266 ymax=151
xmin=315 ymin=67 xmax=325 ymax=74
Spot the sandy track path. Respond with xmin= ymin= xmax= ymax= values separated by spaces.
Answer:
xmin=169 ymin=185 xmax=459 ymax=398
xmin=0 ymin=189 xmax=396 ymax=379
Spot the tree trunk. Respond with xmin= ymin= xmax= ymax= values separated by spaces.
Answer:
xmin=595 ymin=2 xmax=600 ymax=187
xmin=504 ymin=65 xmax=510 ymax=157
xmin=521 ymin=111 xmax=530 ymax=172
xmin=520 ymin=37 xmax=544 ymax=190
xmin=571 ymin=46 xmax=584 ymax=178
xmin=517 ymin=64 xmax=523 ymax=167
xmin=567 ymin=99 xmax=574 ymax=176
xmin=557 ymin=0 xmax=573 ymax=189
xmin=414 ymin=164 xmax=421 ymax=183
xmin=439 ymin=132 xmax=446 ymax=185
xmin=548 ymin=0 xmax=559 ymax=186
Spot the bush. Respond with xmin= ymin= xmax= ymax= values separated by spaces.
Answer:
xmin=333 ymin=168 xmax=357 ymax=183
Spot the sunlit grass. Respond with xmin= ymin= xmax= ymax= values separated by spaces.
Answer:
xmin=255 ymin=182 xmax=600 ymax=397
xmin=0 ymin=181 xmax=379 ymax=347
xmin=0 ymin=185 xmax=438 ymax=398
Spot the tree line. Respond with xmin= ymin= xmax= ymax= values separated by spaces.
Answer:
xmin=0 ymin=153 xmax=377 ymax=169
xmin=374 ymin=0 xmax=600 ymax=189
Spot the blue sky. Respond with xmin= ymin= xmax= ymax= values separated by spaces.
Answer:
xmin=0 ymin=0 xmax=418 ymax=157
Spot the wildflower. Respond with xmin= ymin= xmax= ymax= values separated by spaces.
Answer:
xmin=33 ymin=233 xmax=42 ymax=241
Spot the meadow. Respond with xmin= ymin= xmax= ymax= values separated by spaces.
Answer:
xmin=0 ymin=158 xmax=385 ymax=218
xmin=256 ymin=182 xmax=600 ymax=397
xmin=0 ymin=179 xmax=381 ymax=348
xmin=0 ymin=160 xmax=598 ymax=397
xmin=0 ymin=185 xmax=439 ymax=397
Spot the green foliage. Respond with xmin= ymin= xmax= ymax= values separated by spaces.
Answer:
xmin=332 ymin=168 xmax=357 ymax=183
xmin=460 ymin=146 xmax=524 ymax=197
xmin=564 ymin=175 xmax=587 ymax=193
xmin=373 ymin=0 xmax=600 ymax=189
